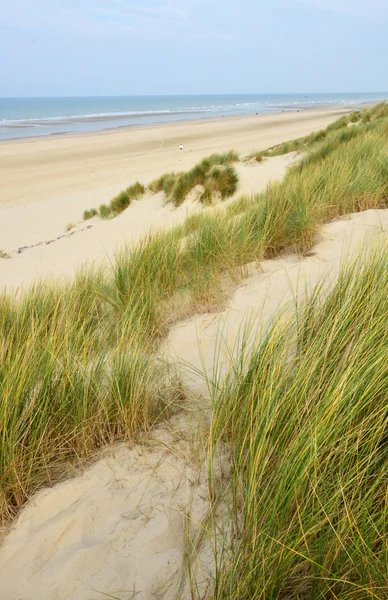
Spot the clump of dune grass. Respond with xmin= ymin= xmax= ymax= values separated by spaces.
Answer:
xmin=348 ymin=110 xmax=362 ymax=123
xmin=208 ymin=245 xmax=388 ymax=599
xmin=106 ymin=181 xmax=146 ymax=217
xmin=83 ymin=208 xmax=98 ymax=220
xmin=109 ymin=190 xmax=132 ymax=215
xmin=199 ymin=166 xmax=239 ymax=204
xmin=246 ymin=151 xmax=264 ymax=163
xmin=164 ymin=151 xmax=240 ymax=207
xmin=149 ymin=172 xmax=178 ymax=195
xmin=65 ymin=222 xmax=75 ymax=232
xmin=84 ymin=182 xmax=146 ymax=221
xmin=99 ymin=203 xmax=112 ymax=219
xmin=0 ymin=249 xmax=10 ymax=259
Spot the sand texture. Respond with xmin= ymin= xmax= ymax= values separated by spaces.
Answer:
xmin=0 ymin=209 xmax=386 ymax=600
xmin=164 ymin=209 xmax=388 ymax=396
xmin=0 ymin=416 xmax=219 ymax=600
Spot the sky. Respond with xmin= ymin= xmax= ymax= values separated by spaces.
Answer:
xmin=0 ymin=0 xmax=387 ymax=96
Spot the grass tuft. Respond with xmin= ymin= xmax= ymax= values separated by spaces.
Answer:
xmin=209 ymin=245 xmax=388 ymax=599
xmin=85 ymin=182 xmax=146 ymax=221
xmin=99 ymin=203 xmax=112 ymax=219
xmin=164 ymin=151 xmax=240 ymax=206
xmin=83 ymin=208 xmax=98 ymax=220
xmin=149 ymin=172 xmax=178 ymax=195
xmin=199 ymin=166 xmax=239 ymax=204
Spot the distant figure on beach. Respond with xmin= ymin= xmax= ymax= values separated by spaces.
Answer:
xmin=179 ymin=144 xmax=183 ymax=151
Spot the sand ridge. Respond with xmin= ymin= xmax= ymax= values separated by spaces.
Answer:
xmin=0 ymin=209 xmax=387 ymax=600
xmin=0 ymin=154 xmax=298 ymax=291
xmin=163 ymin=209 xmax=388 ymax=396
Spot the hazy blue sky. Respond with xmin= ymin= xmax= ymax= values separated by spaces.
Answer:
xmin=1 ymin=0 xmax=387 ymax=96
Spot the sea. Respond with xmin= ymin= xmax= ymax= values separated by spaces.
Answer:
xmin=0 ymin=93 xmax=387 ymax=141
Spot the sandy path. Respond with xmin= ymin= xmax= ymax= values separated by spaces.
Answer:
xmin=1 ymin=209 xmax=386 ymax=600
xmin=0 ymin=154 xmax=296 ymax=291
xmin=0 ymin=414 xmax=219 ymax=600
xmin=164 ymin=209 xmax=388 ymax=396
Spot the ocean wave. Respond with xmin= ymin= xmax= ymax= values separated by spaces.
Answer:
xmin=0 ymin=109 xmax=182 ymax=125
xmin=1 ymin=96 xmax=386 ymax=126
xmin=0 ymin=94 xmax=386 ymax=140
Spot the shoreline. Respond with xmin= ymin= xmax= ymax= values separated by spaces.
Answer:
xmin=0 ymin=99 xmax=380 ymax=144
xmin=0 ymin=106 xmax=368 ymax=213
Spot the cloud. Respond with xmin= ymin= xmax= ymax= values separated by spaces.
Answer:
xmin=96 ymin=0 xmax=241 ymax=40
xmin=0 ymin=0 xmax=240 ymax=42
xmin=297 ymin=0 xmax=388 ymax=19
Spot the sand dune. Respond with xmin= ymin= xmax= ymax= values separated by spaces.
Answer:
xmin=0 ymin=154 xmax=297 ymax=291
xmin=1 ymin=208 xmax=386 ymax=600
xmin=164 ymin=209 xmax=388 ymax=396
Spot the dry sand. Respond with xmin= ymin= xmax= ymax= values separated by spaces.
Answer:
xmin=0 ymin=414 xmax=220 ymax=600
xmin=1 ymin=209 xmax=386 ymax=600
xmin=0 ymin=107 xmax=351 ymax=210
xmin=164 ymin=209 xmax=388 ymax=396
xmin=0 ymin=106 xmax=352 ymax=291
xmin=0 ymin=153 xmax=298 ymax=291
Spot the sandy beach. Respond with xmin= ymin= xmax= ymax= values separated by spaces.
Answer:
xmin=0 ymin=107 xmax=353 ymax=210
xmin=0 ymin=106 xmax=353 ymax=291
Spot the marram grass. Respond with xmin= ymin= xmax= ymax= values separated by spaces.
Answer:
xmin=150 ymin=151 xmax=240 ymax=207
xmin=84 ymin=181 xmax=146 ymax=221
xmin=208 ymin=245 xmax=388 ymax=599
xmin=0 ymin=276 xmax=183 ymax=521
xmin=83 ymin=151 xmax=240 ymax=221
xmin=262 ymin=101 xmax=388 ymax=157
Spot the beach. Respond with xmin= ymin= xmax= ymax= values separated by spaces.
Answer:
xmin=0 ymin=107 xmax=357 ymax=209
xmin=0 ymin=106 xmax=354 ymax=290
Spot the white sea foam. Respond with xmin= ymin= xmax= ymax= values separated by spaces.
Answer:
xmin=0 ymin=93 xmax=386 ymax=140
